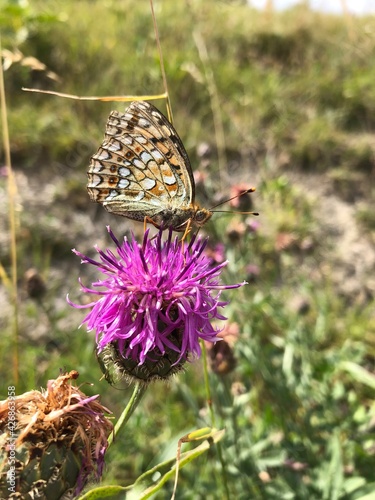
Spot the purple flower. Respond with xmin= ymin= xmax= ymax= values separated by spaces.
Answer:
xmin=69 ymin=227 xmax=245 ymax=381
xmin=205 ymin=242 xmax=226 ymax=264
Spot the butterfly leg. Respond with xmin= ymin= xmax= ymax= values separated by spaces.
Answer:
xmin=143 ymin=216 xmax=164 ymax=241
xmin=143 ymin=216 xmax=159 ymax=233
xmin=179 ymin=219 xmax=192 ymax=257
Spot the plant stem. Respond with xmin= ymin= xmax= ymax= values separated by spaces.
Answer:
xmin=108 ymin=382 xmax=148 ymax=446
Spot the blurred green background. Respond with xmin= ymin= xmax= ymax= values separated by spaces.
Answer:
xmin=1 ymin=0 xmax=374 ymax=498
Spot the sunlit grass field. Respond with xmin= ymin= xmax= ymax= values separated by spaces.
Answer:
xmin=1 ymin=0 xmax=374 ymax=498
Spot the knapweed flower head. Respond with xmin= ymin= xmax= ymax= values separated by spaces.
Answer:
xmin=205 ymin=242 xmax=226 ymax=265
xmin=0 ymin=371 xmax=113 ymax=499
xmin=205 ymin=322 xmax=240 ymax=376
xmin=229 ymin=183 xmax=255 ymax=212
xmin=69 ymin=227 xmax=245 ymax=383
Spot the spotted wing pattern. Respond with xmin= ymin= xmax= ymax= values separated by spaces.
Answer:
xmin=87 ymin=101 xmax=212 ymax=230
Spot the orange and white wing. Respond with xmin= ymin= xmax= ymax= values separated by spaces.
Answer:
xmin=87 ymin=101 xmax=195 ymax=220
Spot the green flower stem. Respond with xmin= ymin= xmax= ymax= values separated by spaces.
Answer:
xmin=201 ymin=340 xmax=230 ymax=500
xmin=201 ymin=340 xmax=215 ymax=427
xmin=108 ymin=382 xmax=148 ymax=446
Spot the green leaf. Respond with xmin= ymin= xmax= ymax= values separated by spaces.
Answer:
xmin=78 ymin=484 xmax=128 ymax=500
xmin=80 ymin=428 xmax=224 ymax=500
xmin=339 ymin=362 xmax=375 ymax=390
xmin=131 ymin=428 xmax=225 ymax=500
xmin=322 ymin=431 xmax=343 ymax=500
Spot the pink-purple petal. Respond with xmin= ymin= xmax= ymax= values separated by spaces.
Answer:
xmin=69 ymin=228 xmax=245 ymax=366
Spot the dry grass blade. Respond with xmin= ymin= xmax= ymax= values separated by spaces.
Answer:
xmin=0 ymin=35 xmax=20 ymax=384
xmin=22 ymin=87 xmax=168 ymax=102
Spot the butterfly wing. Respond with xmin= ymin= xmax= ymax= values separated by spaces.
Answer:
xmin=87 ymin=101 xmax=195 ymax=221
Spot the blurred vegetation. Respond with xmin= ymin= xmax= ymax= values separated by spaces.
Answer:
xmin=1 ymin=0 xmax=374 ymax=498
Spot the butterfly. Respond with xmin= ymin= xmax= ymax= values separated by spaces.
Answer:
xmin=87 ymin=101 xmax=213 ymax=232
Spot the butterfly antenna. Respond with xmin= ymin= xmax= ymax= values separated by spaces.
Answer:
xmin=212 ymin=210 xmax=259 ymax=216
xmin=209 ymin=188 xmax=257 ymax=210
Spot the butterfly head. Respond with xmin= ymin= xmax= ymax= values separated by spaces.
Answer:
xmin=192 ymin=207 xmax=213 ymax=227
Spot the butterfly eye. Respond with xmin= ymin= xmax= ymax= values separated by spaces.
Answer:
xmin=195 ymin=209 xmax=211 ymax=225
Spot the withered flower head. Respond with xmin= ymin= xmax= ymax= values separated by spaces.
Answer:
xmin=0 ymin=371 xmax=113 ymax=499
